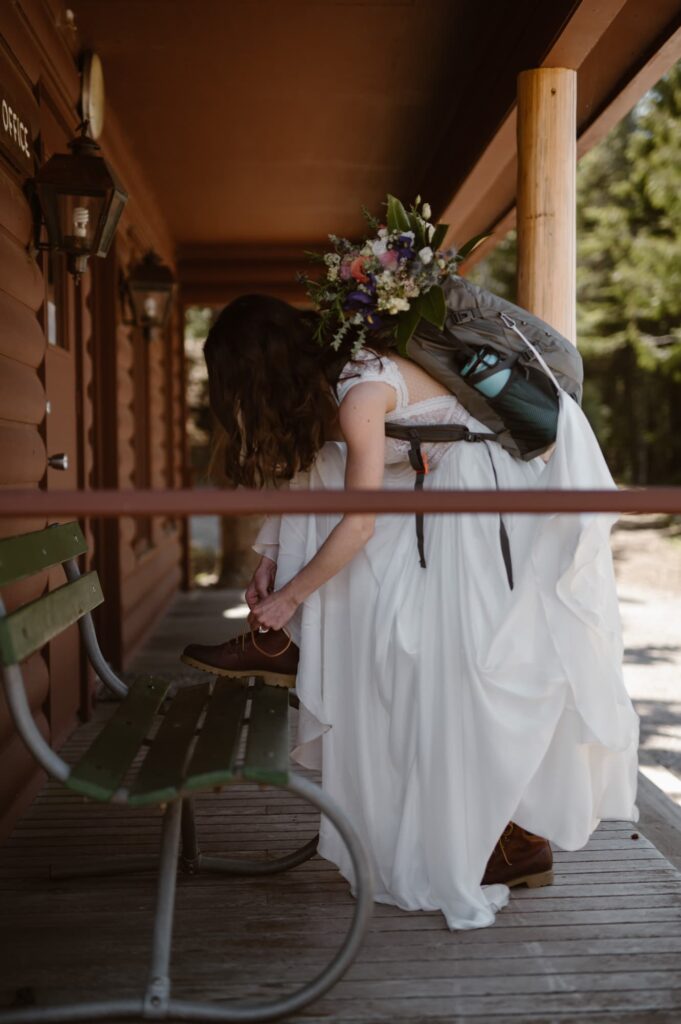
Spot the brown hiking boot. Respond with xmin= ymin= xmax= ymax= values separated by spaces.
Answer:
xmin=181 ymin=628 xmax=299 ymax=688
xmin=482 ymin=821 xmax=554 ymax=888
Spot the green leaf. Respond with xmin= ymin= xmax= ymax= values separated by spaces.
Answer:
xmin=395 ymin=298 xmax=424 ymax=355
xmin=407 ymin=212 xmax=426 ymax=250
xmin=456 ymin=232 xmax=491 ymax=262
xmin=420 ymin=285 xmax=446 ymax=329
xmin=430 ymin=223 xmax=449 ymax=251
xmin=386 ymin=194 xmax=411 ymax=233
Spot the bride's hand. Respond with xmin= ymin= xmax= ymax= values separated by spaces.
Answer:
xmin=248 ymin=586 xmax=300 ymax=632
xmin=245 ymin=555 xmax=277 ymax=609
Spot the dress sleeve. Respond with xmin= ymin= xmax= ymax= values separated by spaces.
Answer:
xmin=335 ymin=351 xmax=407 ymax=409
xmin=251 ymin=478 xmax=291 ymax=562
xmin=252 ymin=514 xmax=281 ymax=561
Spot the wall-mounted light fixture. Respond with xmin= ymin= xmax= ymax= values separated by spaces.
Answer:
xmin=126 ymin=250 xmax=176 ymax=340
xmin=31 ymin=121 xmax=128 ymax=283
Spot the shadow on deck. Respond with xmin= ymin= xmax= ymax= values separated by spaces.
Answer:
xmin=1 ymin=589 xmax=681 ymax=1022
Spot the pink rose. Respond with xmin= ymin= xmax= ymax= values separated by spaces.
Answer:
xmin=379 ymin=249 xmax=399 ymax=270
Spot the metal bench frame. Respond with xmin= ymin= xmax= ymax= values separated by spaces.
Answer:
xmin=0 ymin=524 xmax=373 ymax=1022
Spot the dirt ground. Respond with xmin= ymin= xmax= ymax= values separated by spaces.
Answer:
xmin=611 ymin=515 xmax=681 ymax=595
xmin=611 ymin=515 xmax=681 ymax=787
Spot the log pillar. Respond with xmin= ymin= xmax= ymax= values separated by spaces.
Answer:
xmin=517 ymin=68 xmax=577 ymax=343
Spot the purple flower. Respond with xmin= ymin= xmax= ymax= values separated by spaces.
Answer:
xmin=346 ymin=290 xmax=373 ymax=306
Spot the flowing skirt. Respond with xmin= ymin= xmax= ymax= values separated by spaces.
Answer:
xmin=272 ymin=394 xmax=640 ymax=930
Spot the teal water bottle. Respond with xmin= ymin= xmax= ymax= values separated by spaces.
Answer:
xmin=460 ymin=349 xmax=511 ymax=397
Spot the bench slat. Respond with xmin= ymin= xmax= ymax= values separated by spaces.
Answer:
xmin=242 ymin=681 xmax=290 ymax=786
xmin=128 ymin=683 xmax=211 ymax=806
xmin=0 ymin=522 xmax=86 ymax=587
xmin=184 ymin=677 xmax=249 ymax=793
xmin=0 ymin=571 xmax=103 ymax=666
xmin=67 ymin=676 xmax=170 ymax=802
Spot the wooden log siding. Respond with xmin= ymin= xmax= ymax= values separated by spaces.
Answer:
xmin=0 ymin=149 xmax=49 ymax=840
xmin=111 ymin=232 xmax=183 ymax=665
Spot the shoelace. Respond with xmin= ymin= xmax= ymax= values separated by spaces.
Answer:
xmin=496 ymin=822 xmax=547 ymax=866
xmin=225 ymin=627 xmax=293 ymax=659
xmin=497 ymin=823 xmax=515 ymax=866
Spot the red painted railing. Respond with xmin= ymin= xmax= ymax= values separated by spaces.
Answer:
xmin=1 ymin=488 xmax=681 ymax=517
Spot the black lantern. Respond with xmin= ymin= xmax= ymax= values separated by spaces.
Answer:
xmin=33 ymin=122 xmax=128 ymax=282
xmin=126 ymin=251 xmax=175 ymax=338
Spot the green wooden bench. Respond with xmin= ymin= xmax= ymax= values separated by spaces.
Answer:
xmin=0 ymin=522 xmax=373 ymax=1023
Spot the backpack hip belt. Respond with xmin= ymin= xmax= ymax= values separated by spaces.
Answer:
xmin=383 ymin=422 xmax=514 ymax=589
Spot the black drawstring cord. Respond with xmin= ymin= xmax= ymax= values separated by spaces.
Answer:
xmin=482 ymin=441 xmax=514 ymax=590
xmin=406 ymin=430 xmax=428 ymax=569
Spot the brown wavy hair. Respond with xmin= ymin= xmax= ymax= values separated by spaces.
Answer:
xmin=203 ymin=294 xmax=393 ymax=488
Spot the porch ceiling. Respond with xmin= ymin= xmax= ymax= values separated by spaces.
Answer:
xmin=72 ymin=0 xmax=579 ymax=250
xmin=71 ymin=0 xmax=681 ymax=303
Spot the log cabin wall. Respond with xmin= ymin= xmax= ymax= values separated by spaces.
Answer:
xmin=0 ymin=1 xmax=185 ymax=840
xmin=0 ymin=33 xmax=50 ymax=840
xmin=104 ymin=228 xmax=184 ymax=666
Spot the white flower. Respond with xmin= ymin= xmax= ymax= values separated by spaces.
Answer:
xmin=422 ymin=202 xmax=432 ymax=220
xmin=370 ymin=238 xmax=387 ymax=257
xmin=377 ymin=227 xmax=389 ymax=239
xmin=427 ymin=223 xmax=435 ymax=242
xmin=415 ymin=194 xmax=421 ymax=206
xmin=387 ymin=296 xmax=410 ymax=315
xmin=327 ymin=267 xmax=338 ymax=282
xmin=418 ymin=246 xmax=433 ymax=265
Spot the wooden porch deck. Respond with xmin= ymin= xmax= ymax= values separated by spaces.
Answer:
xmin=2 ymin=590 xmax=681 ymax=1023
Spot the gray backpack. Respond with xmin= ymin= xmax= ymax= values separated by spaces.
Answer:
xmin=403 ymin=275 xmax=583 ymax=461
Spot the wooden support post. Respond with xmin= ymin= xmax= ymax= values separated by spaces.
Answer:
xmin=517 ymin=68 xmax=577 ymax=343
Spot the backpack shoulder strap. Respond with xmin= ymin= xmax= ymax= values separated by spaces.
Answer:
xmin=383 ymin=422 xmax=504 ymax=575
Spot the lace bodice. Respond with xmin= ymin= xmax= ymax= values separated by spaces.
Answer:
xmin=335 ymin=348 xmax=473 ymax=469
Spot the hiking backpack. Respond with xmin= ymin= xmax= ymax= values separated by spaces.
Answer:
xmin=405 ymin=275 xmax=583 ymax=460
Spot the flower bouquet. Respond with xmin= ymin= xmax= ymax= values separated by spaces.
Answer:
xmin=301 ymin=194 xmax=486 ymax=357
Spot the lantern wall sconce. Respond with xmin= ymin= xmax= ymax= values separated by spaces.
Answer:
xmin=29 ymin=121 xmax=128 ymax=283
xmin=124 ymin=250 xmax=176 ymax=340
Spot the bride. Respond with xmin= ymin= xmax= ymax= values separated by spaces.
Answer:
xmin=182 ymin=289 xmax=640 ymax=932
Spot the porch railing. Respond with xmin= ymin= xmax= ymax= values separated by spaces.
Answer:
xmin=1 ymin=487 xmax=681 ymax=517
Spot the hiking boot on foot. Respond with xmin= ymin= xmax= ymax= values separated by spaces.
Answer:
xmin=181 ymin=628 xmax=299 ymax=688
xmin=482 ymin=821 xmax=554 ymax=888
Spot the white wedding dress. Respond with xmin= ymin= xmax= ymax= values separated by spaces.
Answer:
xmin=252 ymin=349 xmax=640 ymax=930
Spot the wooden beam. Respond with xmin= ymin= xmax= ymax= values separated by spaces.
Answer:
xmin=516 ymin=68 xmax=577 ymax=342
xmin=0 ymin=487 xmax=680 ymax=518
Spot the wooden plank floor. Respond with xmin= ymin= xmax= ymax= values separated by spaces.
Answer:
xmin=2 ymin=590 xmax=681 ymax=1022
